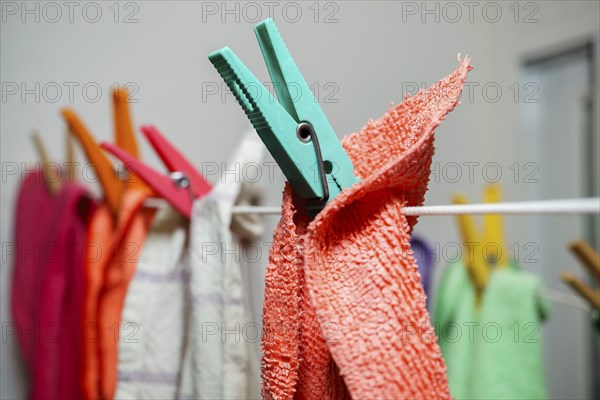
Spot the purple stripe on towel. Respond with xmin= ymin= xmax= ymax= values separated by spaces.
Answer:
xmin=118 ymin=369 xmax=180 ymax=384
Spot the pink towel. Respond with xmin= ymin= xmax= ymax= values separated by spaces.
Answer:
xmin=11 ymin=170 xmax=92 ymax=399
xmin=262 ymin=56 xmax=471 ymax=399
xmin=11 ymin=171 xmax=52 ymax=375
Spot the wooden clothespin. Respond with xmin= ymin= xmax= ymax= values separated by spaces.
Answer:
xmin=561 ymin=240 xmax=600 ymax=310
xmin=208 ymin=18 xmax=359 ymax=215
xmin=569 ymin=240 xmax=600 ymax=284
xmin=65 ymin=127 xmax=77 ymax=182
xmin=31 ymin=131 xmax=62 ymax=195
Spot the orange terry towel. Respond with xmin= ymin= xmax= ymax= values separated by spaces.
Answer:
xmin=98 ymin=190 xmax=155 ymax=400
xmin=262 ymin=56 xmax=471 ymax=399
xmin=82 ymin=189 xmax=154 ymax=400
xmin=82 ymin=203 xmax=113 ymax=400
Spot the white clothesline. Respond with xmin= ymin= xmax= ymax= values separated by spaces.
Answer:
xmin=145 ymin=196 xmax=597 ymax=310
xmin=144 ymin=197 xmax=599 ymax=215
xmin=539 ymin=288 xmax=591 ymax=311
xmin=228 ymin=198 xmax=599 ymax=216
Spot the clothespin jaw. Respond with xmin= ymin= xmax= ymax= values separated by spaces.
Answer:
xmin=559 ymin=240 xmax=600 ymax=311
xmin=113 ymin=87 xmax=147 ymax=191
xmin=561 ymin=273 xmax=600 ymax=310
xmin=101 ymin=125 xmax=212 ymax=219
xmin=208 ymin=18 xmax=358 ymax=212
xmin=31 ymin=131 xmax=62 ymax=195
xmin=569 ymin=240 xmax=600 ymax=284
xmin=101 ymin=142 xmax=195 ymax=218
xmin=61 ymin=108 xmax=124 ymax=215
xmin=140 ymin=126 xmax=212 ymax=199
xmin=453 ymin=194 xmax=489 ymax=303
xmin=483 ymin=184 xmax=508 ymax=268
xmin=113 ymin=87 xmax=138 ymax=157
xmin=65 ymin=127 xmax=77 ymax=182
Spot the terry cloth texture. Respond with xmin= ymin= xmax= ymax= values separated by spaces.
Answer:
xmin=261 ymin=56 xmax=471 ymax=399
xmin=115 ymin=206 xmax=188 ymax=399
xmin=410 ymin=234 xmax=435 ymax=298
xmin=178 ymin=132 xmax=264 ymax=400
xmin=11 ymin=171 xmax=91 ymax=400
xmin=432 ymin=262 xmax=477 ymax=400
xmin=433 ymin=263 xmax=549 ymax=399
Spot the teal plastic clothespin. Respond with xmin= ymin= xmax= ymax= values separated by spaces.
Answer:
xmin=208 ymin=18 xmax=359 ymax=213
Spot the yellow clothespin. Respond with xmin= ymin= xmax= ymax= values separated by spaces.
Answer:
xmin=453 ymin=184 xmax=510 ymax=304
xmin=482 ymin=185 xmax=509 ymax=268
xmin=453 ymin=194 xmax=489 ymax=303
xmin=31 ymin=131 xmax=61 ymax=195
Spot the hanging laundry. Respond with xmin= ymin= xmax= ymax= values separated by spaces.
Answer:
xmin=433 ymin=262 xmax=549 ymax=399
xmin=79 ymin=189 xmax=154 ymax=400
xmin=97 ymin=190 xmax=155 ymax=400
xmin=11 ymin=170 xmax=93 ymax=399
xmin=105 ymin=124 xmax=214 ymax=398
xmin=410 ymin=234 xmax=436 ymax=299
xmin=62 ymin=108 xmax=154 ymax=400
xmin=177 ymin=132 xmax=264 ymax=399
xmin=261 ymin=56 xmax=471 ymax=399
xmin=116 ymin=207 xmax=188 ymax=399
xmin=61 ymin=88 xmax=155 ymax=400
xmin=432 ymin=261 xmax=477 ymax=399
xmin=81 ymin=201 xmax=114 ymax=400
xmin=475 ymin=267 xmax=549 ymax=399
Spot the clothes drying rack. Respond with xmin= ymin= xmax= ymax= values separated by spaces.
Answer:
xmin=144 ymin=196 xmax=600 ymax=310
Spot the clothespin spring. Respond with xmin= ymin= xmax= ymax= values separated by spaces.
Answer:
xmin=170 ymin=172 xmax=195 ymax=207
xmin=297 ymin=122 xmax=330 ymax=209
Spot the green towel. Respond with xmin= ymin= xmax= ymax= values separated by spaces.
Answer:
xmin=433 ymin=262 xmax=476 ymax=399
xmin=433 ymin=263 xmax=549 ymax=400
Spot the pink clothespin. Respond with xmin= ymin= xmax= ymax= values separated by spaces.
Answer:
xmin=101 ymin=125 xmax=212 ymax=218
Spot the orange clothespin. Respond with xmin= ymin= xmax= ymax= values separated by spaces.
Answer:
xmin=61 ymin=86 xmax=146 ymax=215
xmin=61 ymin=109 xmax=123 ymax=214
xmin=112 ymin=87 xmax=146 ymax=192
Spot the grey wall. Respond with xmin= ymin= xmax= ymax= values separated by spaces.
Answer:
xmin=1 ymin=1 xmax=599 ymax=398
